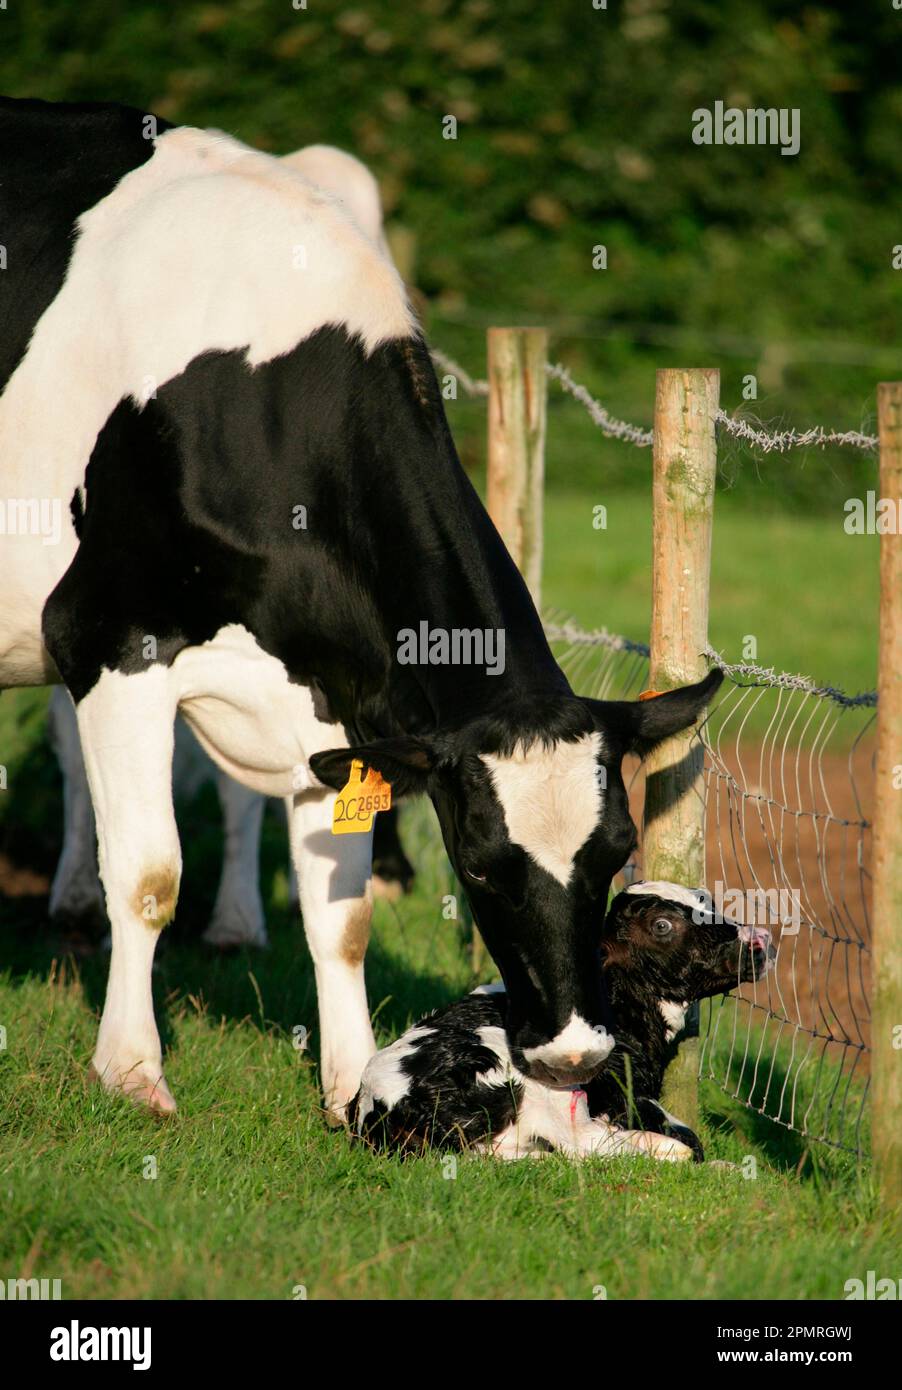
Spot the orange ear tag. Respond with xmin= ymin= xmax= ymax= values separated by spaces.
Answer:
xmin=332 ymin=758 xmax=393 ymax=836
xmin=638 ymin=688 xmax=666 ymax=701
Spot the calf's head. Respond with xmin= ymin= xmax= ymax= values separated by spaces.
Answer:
xmin=601 ymin=880 xmax=777 ymax=1015
xmin=310 ymin=670 xmax=721 ymax=1086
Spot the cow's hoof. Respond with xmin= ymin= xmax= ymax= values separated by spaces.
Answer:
xmin=89 ymin=1061 xmax=178 ymax=1115
xmin=321 ymin=1077 xmax=362 ymax=1129
xmin=202 ymin=917 xmax=269 ymax=951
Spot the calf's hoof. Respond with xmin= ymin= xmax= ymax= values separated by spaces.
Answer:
xmin=623 ymin=1129 xmax=694 ymax=1162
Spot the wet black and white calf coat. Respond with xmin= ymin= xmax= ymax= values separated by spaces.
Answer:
xmin=0 ymin=96 xmax=720 ymax=1118
xmin=350 ymin=883 xmax=775 ymax=1160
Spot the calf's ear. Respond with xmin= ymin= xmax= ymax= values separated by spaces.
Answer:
xmin=309 ymin=736 xmax=437 ymax=798
xmin=586 ymin=669 xmax=723 ymax=756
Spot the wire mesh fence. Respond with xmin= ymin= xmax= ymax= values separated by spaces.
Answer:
xmin=545 ymin=614 xmax=874 ymax=1157
xmin=437 ymin=336 xmax=888 ymax=1161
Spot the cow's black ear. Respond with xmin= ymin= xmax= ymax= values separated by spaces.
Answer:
xmin=309 ymin=736 xmax=436 ymax=798
xmin=585 ymin=669 xmax=723 ymax=756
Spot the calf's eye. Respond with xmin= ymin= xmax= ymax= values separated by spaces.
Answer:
xmin=652 ymin=917 xmax=673 ymax=937
xmin=465 ymin=866 xmax=487 ymax=885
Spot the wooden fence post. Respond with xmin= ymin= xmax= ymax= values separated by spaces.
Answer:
xmin=642 ymin=368 xmax=720 ymax=1128
xmin=473 ymin=326 xmax=548 ymax=975
xmin=873 ymin=383 xmax=902 ymax=1205
xmin=487 ymin=327 xmax=548 ymax=607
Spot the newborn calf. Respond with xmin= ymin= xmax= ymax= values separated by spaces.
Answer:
xmin=350 ymin=881 xmax=775 ymax=1162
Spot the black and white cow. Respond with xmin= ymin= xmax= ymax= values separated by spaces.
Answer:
xmin=350 ymin=882 xmax=775 ymax=1160
xmin=0 ymin=95 xmax=721 ymax=1120
xmin=44 ymin=145 xmax=411 ymax=949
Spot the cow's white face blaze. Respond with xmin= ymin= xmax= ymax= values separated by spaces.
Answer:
xmin=433 ymin=731 xmax=633 ymax=1086
xmin=481 ymin=732 xmax=604 ymax=887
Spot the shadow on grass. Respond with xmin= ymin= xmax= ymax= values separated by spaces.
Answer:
xmin=702 ymin=1064 xmax=865 ymax=1181
xmin=704 ymin=1097 xmax=812 ymax=1173
xmin=0 ymin=790 xmax=463 ymax=1079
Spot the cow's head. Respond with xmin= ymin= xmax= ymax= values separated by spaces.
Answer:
xmin=310 ymin=670 xmax=722 ymax=1086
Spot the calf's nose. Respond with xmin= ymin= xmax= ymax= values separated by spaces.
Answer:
xmin=739 ymin=923 xmax=772 ymax=952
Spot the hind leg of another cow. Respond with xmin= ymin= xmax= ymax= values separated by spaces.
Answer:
xmin=75 ymin=668 xmax=180 ymax=1114
xmin=47 ymin=686 xmax=107 ymax=938
xmin=203 ymin=770 xmax=268 ymax=949
xmin=371 ymin=805 xmax=415 ymax=902
xmin=286 ymin=789 xmax=376 ymax=1122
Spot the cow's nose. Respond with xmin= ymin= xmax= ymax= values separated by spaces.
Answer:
xmin=538 ymin=1055 xmax=607 ymax=1086
xmin=518 ymin=1015 xmax=616 ymax=1085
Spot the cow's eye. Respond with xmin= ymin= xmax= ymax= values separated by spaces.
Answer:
xmin=465 ymin=866 xmax=488 ymax=885
xmin=652 ymin=917 xmax=673 ymax=937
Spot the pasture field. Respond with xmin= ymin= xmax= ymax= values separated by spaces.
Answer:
xmin=0 ymin=797 xmax=895 ymax=1301
xmin=0 ymin=488 xmax=890 ymax=1301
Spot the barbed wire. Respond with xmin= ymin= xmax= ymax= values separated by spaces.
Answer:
xmin=431 ymin=348 xmax=879 ymax=454
xmin=429 ymin=349 xmax=489 ymax=399
xmin=544 ymin=618 xmax=877 ymax=709
xmin=714 ymin=412 xmax=877 ymax=454
xmin=703 ymin=646 xmax=878 ymax=710
xmin=544 ymin=362 xmax=655 ymax=447
xmin=544 ymin=618 xmax=650 ymax=657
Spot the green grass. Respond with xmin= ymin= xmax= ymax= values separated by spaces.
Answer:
xmin=0 ymin=799 xmax=896 ymax=1300
xmin=542 ymin=488 xmax=879 ymax=699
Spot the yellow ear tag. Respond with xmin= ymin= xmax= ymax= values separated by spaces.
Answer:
xmin=332 ymin=758 xmax=393 ymax=835
xmin=638 ymin=688 xmax=666 ymax=701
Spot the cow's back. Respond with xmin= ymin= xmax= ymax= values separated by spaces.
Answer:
xmin=0 ymin=97 xmax=167 ymax=389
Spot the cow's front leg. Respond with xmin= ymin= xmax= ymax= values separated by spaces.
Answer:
xmin=287 ymin=789 xmax=376 ymax=1123
xmin=75 ymin=669 xmax=180 ymax=1114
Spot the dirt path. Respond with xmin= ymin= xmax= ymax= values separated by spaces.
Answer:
xmin=626 ymin=741 xmax=873 ymax=1068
